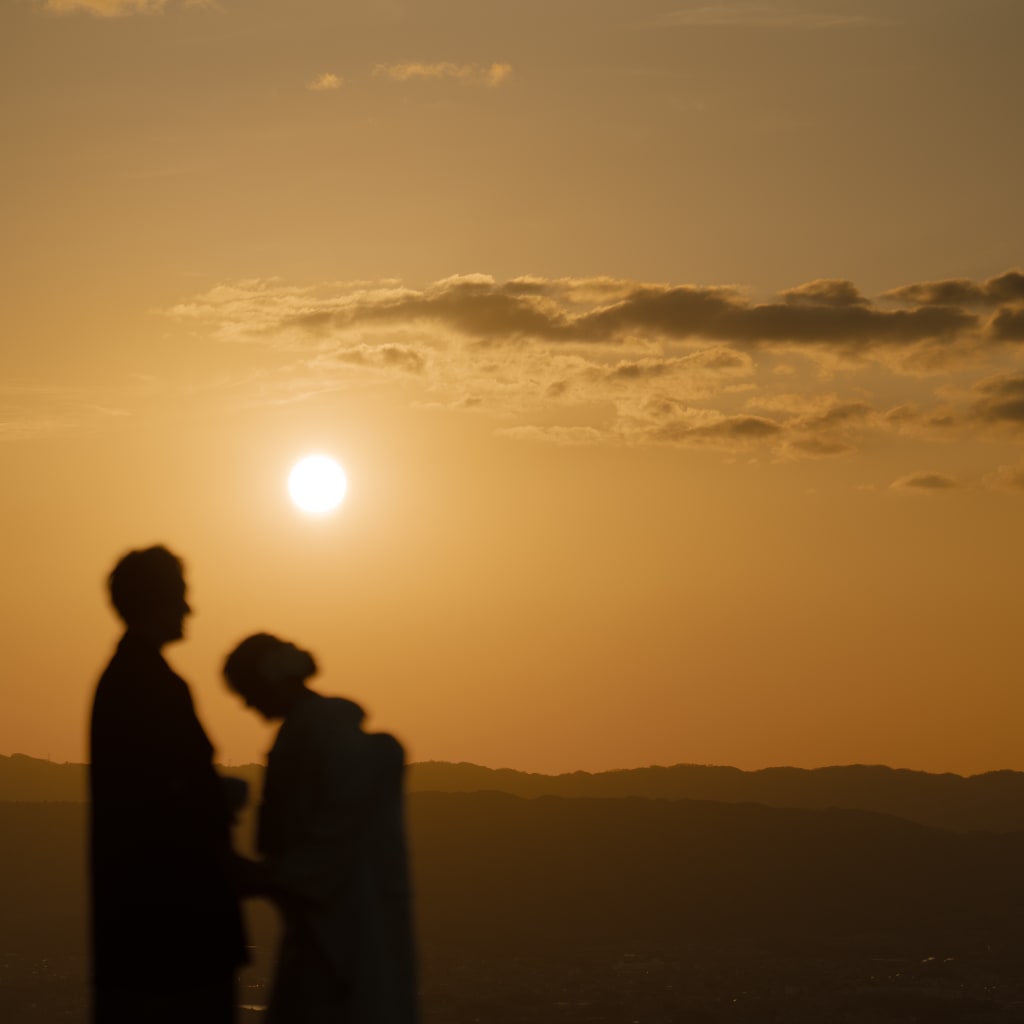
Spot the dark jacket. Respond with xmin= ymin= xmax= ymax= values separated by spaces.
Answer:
xmin=89 ymin=631 xmax=246 ymax=988
xmin=258 ymin=693 xmax=417 ymax=1024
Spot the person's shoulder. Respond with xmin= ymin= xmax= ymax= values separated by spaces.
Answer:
xmin=94 ymin=633 xmax=187 ymax=709
xmin=283 ymin=693 xmax=363 ymax=736
xmin=368 ymin=730 xmax=406 ymax=768
xmin=102 ymin=632 xmax=170 ymax=671
xmin=318 ymin=694 xmax=367 ymax=729
xmin=95 ymin=636 xmax=144 ymax=694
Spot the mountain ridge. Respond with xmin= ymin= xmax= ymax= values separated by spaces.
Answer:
xmin=5 ymin=752 xmax=1024 ymax=832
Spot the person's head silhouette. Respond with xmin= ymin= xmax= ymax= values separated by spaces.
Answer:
xmin=223 ymin=633 xmax=317 ymax=720
xmin=108 ymin=545 xmax=190 ymax=647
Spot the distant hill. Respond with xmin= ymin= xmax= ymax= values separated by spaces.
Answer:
xmin=0 ymin=754 xmax=88 ymax=802
xmin=7 ymin=753 xmax=1024 ymax=832
xmin=407 ymin=760 xmax=1024 ymax=833
xmin=0 ymin=753 xmax=263 ymax=806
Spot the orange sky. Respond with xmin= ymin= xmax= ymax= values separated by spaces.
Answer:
xmin=3 ymin=0 xmax=1024 ymax=774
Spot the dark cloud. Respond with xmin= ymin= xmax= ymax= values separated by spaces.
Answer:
xmin=797 ymin=400 xmax=871 ymax=430
xmin=165 ymin=270 xmax=1024 ymax=456
xmin=181 ymin=271 xmax=1024 ymax=360
xmin=378 ymin=345 xmax=426 ymax=372
xmin=926 ymin=412 xmax=958 ymax=430
xmin=643 ymin=395 xmax=685 ymax=419
xmin=285 ymin=311 xmax=335 ymax=332
xmin=781 ymin=279 xmax=867 ymax=308
xmin=358 ymin=280 xmax=575 ymax=342
xmin=740 ymin=398 xmax=875 ymax=457
xmin=573 ymin=286 xmax=974 ymax=350
xmin=881 ymin=403 xmax=959 ymax=436
xmin=986 ymin=271 xmax=1024 ymax=304
xmin=883 ymin=270 xmax=1024 ymax=307
xmin=653 ymin=415 xmax=783 ymax=444
xmin=315 ymin=344 xmax=426 ymax=374
xmin=969 ymin=373 xmax=1024 ymax=425
xmin=503 ymin=279 xmax=554 ymax=297
xmin=786 ymin=437 xmax=854 ymax=457
xmin=601 ymin=352 xmax=746 ymax=382
xmin=990 ymin=307 xmax=1024 ymax=341
xmin=702 ymin=349 xmax=747 ymax=370
xmin=882 ymin=404 xmax=918 ymax=426
xmin=883 ymin=279 xmax=985 ymax=307
xmin=265 ymin=276 xmax=978 ymax=353
xmin=891 ymin=472 xmax=959 ymax=491
xmin=605 ymin=359 xmax=680 ymax=381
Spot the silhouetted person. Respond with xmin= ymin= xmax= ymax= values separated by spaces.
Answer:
xmin=224 ymin=633 xmax=417 ymax=1024
xmin=89 ymin=546 xmax=246 ymax=1024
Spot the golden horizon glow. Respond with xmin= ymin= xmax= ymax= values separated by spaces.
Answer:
xmin=4 ymin=0 xmax=1024 ymax=775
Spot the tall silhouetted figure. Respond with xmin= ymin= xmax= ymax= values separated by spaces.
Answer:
xmin=89 ymin=546 xmax=246 ymax=1024
xmin=224 ymin=632 xmax=417 ymax=1024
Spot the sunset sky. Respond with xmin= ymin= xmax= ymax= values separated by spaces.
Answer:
xmin=3 ymin=0 xmax=1024 ymax=775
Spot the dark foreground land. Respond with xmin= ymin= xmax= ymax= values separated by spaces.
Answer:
xmin=5 ymin=791 xmax=1024 ymax=1023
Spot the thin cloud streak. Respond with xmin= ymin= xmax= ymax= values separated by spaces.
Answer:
xmin=44 ymin=0 xmax=207 ymax=14
xmin=373 ymin=62 xmax=512 ymax=87
xmin=0 ymin=383 xmax=133 ymax=441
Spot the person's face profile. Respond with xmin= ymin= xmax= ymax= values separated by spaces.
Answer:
xmin=149 ymin=577 xmax=190 ymax=644
xmin=232 ymin=675 xmax=284 ymax=721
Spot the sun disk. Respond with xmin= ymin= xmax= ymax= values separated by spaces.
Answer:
xmin=288 ymin=455 xmax=348 ymax=514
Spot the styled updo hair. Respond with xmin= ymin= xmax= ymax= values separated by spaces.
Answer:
xmin=223 ymin=633 xmax=317 ymax=692
xmin=108 ymin=546 xmax=184 ymax=625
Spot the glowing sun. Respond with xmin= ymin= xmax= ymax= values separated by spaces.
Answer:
xmin=288 ymin=455 xmax=348 ymax=514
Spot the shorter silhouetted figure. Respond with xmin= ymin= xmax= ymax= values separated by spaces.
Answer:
xmin=90 ymin=547 xmax=246 ymax=1024
xmin=224 ymin=633 xmax=417 ymax=1024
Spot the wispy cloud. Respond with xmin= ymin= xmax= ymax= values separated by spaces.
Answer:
xmin=44 ymin=0 xmax=207 ymax=15
xmin=307 ymin=72 xmax=343 ymax=92
xmin=373 ymin=62 xmax=512 ymax=87
xmin=661 ymin=4 xmax=868 ymax=30
xmin=984 ymin=459 xmax=1024 ymax=491
xmin=0 ymin=383 xmax=131 ymax=441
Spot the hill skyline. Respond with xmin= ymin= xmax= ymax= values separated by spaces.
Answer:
xmin=8 ymin=751 xmax=1024 ymax=834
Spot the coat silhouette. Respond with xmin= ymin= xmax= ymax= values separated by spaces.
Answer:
xmin=89 ymin=548 xmax=245 ymax=1023
xmin=259 ymin=693 xmax=416 ymax=1024
xmin=224 ymin=632 xmax=417 ymax=1024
